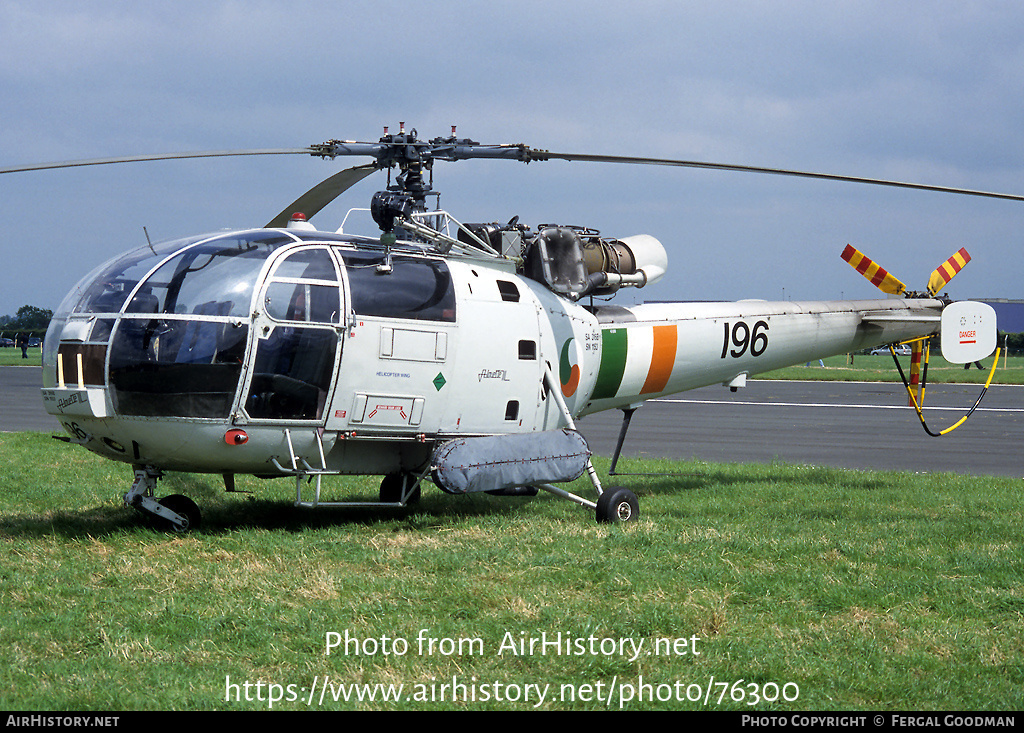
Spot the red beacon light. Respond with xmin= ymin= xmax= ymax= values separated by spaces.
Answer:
xmin=286 ymin=211 xmax=316 ymax=231
xmin=225 ymin=429 xmax=248 ymax=445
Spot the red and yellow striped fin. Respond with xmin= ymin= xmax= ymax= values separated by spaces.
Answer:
xmin=926 ymin=248 xmax=971 ymax=296
xmin=840 ymin=244 xmax=907 ymax=295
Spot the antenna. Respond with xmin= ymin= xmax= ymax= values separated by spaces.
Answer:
xmin=143 ymin=226 xmax=156 ymax=255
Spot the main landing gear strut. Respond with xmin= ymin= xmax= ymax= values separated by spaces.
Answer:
xmin=537 ymin=368 xmax=640 ymax=524
xmin=123 ymin=467 xmax=201 ymax=532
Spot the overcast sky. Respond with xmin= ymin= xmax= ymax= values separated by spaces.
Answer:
xmin=2 ymin=0 xmax=1023 ymax=319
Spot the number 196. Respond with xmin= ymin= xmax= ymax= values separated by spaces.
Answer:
xmin=721 ymin=320 xmax=769 ymax=358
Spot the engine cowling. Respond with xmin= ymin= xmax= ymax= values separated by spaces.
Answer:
xmin=463 ymin=221 xmax=669 ymax=300
xmin=523 ymin=227 xmax=668 ymax=299
xmin=610 ymin=233 xmax=668 ymax=286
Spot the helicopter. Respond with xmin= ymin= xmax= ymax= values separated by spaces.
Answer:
xmin=0 ymin=124 xmax=1006 ymax=530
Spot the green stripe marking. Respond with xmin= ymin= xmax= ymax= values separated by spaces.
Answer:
xmin=593 ymin=328 xmax=628 ymax=400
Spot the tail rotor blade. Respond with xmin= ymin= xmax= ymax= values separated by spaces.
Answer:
xmin=926 ymin=248 xmax=972 ymax=296
xmin=840 ymin=244 xmax=907 ymax=295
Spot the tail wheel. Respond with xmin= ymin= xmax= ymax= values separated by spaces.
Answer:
xmin=596 ymin=487 xmax=639 ymax=523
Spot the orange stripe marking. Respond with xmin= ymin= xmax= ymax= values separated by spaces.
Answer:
xmin=641 ymin=325 xmax=678 ymax=395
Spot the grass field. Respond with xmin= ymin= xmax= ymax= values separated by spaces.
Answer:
xmin=1 ymin=432 xmax=1021 ymax=711
xmin=0 ymin=347 xmax=41 ymax=367
xmin=758 ymin=353 xmax=1024 ymax=385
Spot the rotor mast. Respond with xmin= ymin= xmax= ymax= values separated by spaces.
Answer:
xmin=310 ymin=124 xmax=533 ymax=234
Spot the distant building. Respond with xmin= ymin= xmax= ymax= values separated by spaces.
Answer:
xmin=975 ymin=299 xmax=1024 ymax=333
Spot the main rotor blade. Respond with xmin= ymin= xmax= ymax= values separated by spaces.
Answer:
xmin=531 ymin=150 xmax=1024 ymax=203
xmin=0 ymin=148 xmax=315 ymax=175
xmin=265 ymin=164 xmax=379 ymax=228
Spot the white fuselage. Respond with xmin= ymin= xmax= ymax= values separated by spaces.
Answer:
xmin=41 ymin=229 xmax=943 ymax=479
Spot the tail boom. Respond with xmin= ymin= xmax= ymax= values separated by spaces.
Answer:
xmin=580 ymin=298 xmax=942 ymax=414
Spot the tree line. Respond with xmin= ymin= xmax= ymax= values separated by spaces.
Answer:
xmin=0 ymin=305 xmax=53 ymax=336
xmin=1000 ymin=332 xmax=1024 ymax=355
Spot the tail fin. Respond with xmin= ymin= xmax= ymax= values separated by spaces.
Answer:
xmin=840 ymin=244 xmax=907 ymax=295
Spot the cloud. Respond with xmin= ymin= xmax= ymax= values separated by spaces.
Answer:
xmin=2 ymin=0 xmax=1023 ymax=318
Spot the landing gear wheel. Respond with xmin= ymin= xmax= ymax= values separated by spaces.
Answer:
xmin=380 ymin=473 xmax=421 ymax=505
xmin=157 ymin=494 xmax=201 ymax=532
xmin=596 ymin=487 xmax=639 ymax=523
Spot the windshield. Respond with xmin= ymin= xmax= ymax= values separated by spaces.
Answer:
xmin=68 ymin=232 xmax=296 ymax=317
xmin=126 ymin=237 xmax=281 ymax=318
xmin=71 ymin=235 xmax=206 ymax=315
xmin=45 ymin=231 xmax=299 ymax=416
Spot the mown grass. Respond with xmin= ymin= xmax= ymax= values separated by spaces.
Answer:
xmin=1 ymin=432 xmax=1021 ymax=711
xmin=756 ymin=353 xmax=1024 ymax=384
xmin=0 ymin=348 xmax=41 ymax=367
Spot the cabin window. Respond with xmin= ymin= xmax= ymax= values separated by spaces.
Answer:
xmin=56 ymin=344 xmax=107 ymax=387
xmin=72 ymin=239 xmax=199 ymax=315
xmin=244 ymin=327 xmax=337 ymax=420
xmin=108 ymin=318 xmax=249 ymax=418
xmin=270 ymin=248 xmax=338 ymax=281
xmin=263 ymin=248 xmax=342 ymax=324
xmin=264 ymin=282 xmax=341 ymax=323
xmin=341 ymin=252 xmax=456 ymax=322
xmin=497 ymin=280 xmax=520 ymax=302
xmin=70 ymin=232 xmax=291 ymax=317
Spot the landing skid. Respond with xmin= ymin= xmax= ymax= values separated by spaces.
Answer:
xmin=271 ymin=428 xmax=427 ymax=509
